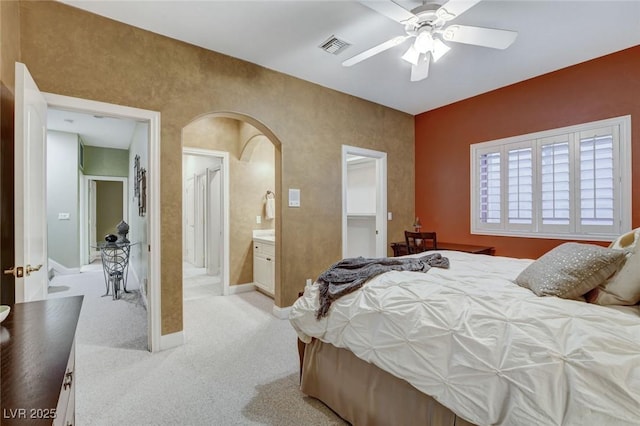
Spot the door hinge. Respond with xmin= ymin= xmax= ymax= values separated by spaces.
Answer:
xmin=148 ymin=245 xmax=151 ymax=252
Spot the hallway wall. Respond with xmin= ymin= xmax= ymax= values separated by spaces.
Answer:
xmin=128 ymin=122 xmax=149 ymax=298
xmin=46 ymin=130 xmax=80 ymax=269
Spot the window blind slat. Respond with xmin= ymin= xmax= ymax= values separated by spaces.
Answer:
xmin=580 ymin=133 xmax=614 ymax=226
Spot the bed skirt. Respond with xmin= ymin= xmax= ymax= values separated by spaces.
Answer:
xmin=300 ymin=339 xmax=476 ymax=426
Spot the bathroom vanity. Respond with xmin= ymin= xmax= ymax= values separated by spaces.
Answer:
xmin=253 ymin=230 xmax=275 ymax=297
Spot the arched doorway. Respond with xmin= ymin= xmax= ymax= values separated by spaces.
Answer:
xmin=181 ymin=112 xmax=283 ymax=306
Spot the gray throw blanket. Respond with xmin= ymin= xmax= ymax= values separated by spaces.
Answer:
xmin=316 ymin=253 xmax=449 ymax=319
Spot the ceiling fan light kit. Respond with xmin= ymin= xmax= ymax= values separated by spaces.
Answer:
xmin=402 ymin=45 xmax=421 ymax=65
xmin=344 ymin=0 xmax=518 ymax=82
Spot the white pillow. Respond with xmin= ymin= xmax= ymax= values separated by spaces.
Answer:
xmin=586 ymin=228 xmax=640 ymax=305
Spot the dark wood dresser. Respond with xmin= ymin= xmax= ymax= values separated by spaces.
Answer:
xmin=1 ymin=296 xmax=83 ymax=425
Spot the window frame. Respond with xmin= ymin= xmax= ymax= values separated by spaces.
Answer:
xmin=470 ymin=115 xmax=632 ymax=241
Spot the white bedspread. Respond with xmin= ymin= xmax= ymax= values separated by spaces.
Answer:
xmin=289 ymin=251 xmax=640 ymax=426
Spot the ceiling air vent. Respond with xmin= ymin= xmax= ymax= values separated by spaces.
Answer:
xmin=319 ymin=36 xmax=351 ymax=55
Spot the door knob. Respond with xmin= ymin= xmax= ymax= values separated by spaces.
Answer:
xmin=25 ymin=264 xmax=43 ymax=275
xmin=3 ymin=266 xmax=24 ymax=278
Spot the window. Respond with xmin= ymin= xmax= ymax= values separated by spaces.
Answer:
xmin=471 ymin=116 xmax=631 ymax=241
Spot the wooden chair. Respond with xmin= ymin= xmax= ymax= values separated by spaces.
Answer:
xmin=404 ymin=231 xmax=437 ymax=254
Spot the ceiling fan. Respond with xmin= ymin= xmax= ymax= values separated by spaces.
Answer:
xmin=343 ymin=0 xmax=518 ymax=81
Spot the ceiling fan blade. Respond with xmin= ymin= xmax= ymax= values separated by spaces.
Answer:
xmin=436 ymin=0 xmax=482 ymax=21
xmin=411 ymin=53 xmax=431 ymax=82
xmin=441 ymin=25 xmax=517 ymax=49
xmin=358 ymin=1 xmax=416 ymax=24
xmin=343 ymin=35 xmax=410 ymax=67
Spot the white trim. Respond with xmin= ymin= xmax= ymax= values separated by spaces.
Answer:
xmin=227 ymin=283 xmax=256 ymax=295
xmin=48 ymin=258 xmax=80 ymax=275
xmin=160 ymin=331 xmax=185 ymax=351
xmin=342 ymin=145 xmax=388 ymax=258
xmin=129 ymin=263 xmax=148 ymax=309
xmin=182 ymin=148 xmax=231 ymax=297
xmin=272 ymin=304 xmax=291 ymax=320
xmin=44 ymin=92 xmax=162 ymax=353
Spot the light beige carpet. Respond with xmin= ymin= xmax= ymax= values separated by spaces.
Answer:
xmin=48 ymin=270 xmax=346 ymax=425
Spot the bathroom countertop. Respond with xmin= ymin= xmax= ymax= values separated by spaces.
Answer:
xmin=253 ymin=229 xmax=275 ymax=244
xmin=253 ymin=235 xmax=275 ymax=244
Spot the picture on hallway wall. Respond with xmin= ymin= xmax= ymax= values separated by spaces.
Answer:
xmin=133 ymin=155 xmax=146 ymax=217
xmin=138 ymin=168 xmax=146 ymax=217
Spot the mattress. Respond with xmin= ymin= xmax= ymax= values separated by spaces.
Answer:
xmin=290 ymin=251 xmax=640 ymax=425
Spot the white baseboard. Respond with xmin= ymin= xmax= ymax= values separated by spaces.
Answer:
xmin=160 ymin=331 xmax=185 ymax=351
xmin=272 ymin=304 xmax=292 ymax=320
xmin=227 ymin=283 xmax=256 ymax=295
xmin=48 ymin=258 xmax=81 ymax=276
xmin=130 ymin=267 xmax=148 ymax=309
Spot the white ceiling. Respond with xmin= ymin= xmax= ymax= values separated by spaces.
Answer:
xmin=59 ymin=0 xmax=640 ymax=116
xmin=47 ymin=108 xmax=138 ymax=149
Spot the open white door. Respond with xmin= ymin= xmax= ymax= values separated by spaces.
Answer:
xmin=13 ymin=63 xmax=48 ymax=302
xmin=185 ymin=175 xmax=196 ymax=264
xmin=194 ymin=172 xmax=206 ymax=267
xmin=206 ymin=167 xmax=222 ymax=276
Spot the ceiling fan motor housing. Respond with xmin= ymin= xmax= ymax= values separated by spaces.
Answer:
xmin=411 ymin=3 xmax=441 ymax=20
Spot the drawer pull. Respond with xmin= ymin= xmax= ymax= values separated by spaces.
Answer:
xmin=266 ymin=258 xmax=271 ymax=261
xmin=63 ymin=370 xmax=73 ymax=389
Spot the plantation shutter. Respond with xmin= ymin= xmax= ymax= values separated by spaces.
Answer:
xmin=507 ymin=145 xmax=533 ymax=230
xmin=539 ymin=134 xmax=572 ymax=233
xmin=478 ymin=150 xmax=501 ymax=225
xmin=578 ymin=126 xmax=618 ymax=234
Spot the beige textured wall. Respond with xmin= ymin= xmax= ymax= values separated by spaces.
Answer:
xmin=183 ymin=116 xmax=275 ymax=286
xmin=0 ymin=0 xmax=20 ymax=92
xmin=17 ymin=0 xmax=415 ymax=335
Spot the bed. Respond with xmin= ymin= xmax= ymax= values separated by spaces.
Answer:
xmin=289 ymin=243 xmax=640 ymax=426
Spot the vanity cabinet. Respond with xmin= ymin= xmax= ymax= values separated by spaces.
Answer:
xmin=0 ymin=296 xmax=83 ymax=425
xmin=253 ymin=239 xmax=275 ymax=296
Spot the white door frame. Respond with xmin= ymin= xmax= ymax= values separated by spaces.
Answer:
xmin=182 ymin=147 xmax=230 ymax=296
xmin=43 ymin=92 xmax=164 ymax=352
xmin=80 ymin=175 xmax=128 ymax=265
xmin=342 ymin=145 xmax=387 ymax=258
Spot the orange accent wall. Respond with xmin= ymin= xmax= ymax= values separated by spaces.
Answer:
xmin=415 ymin=45 xmax=640 ymax=259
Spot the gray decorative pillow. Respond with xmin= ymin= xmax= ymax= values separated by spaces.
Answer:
xmin=515 ymin=242 xmax=626 ymax=299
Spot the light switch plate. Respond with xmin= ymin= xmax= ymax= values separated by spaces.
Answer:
xmin=288 ymin=188 xmax=300 ymax=207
